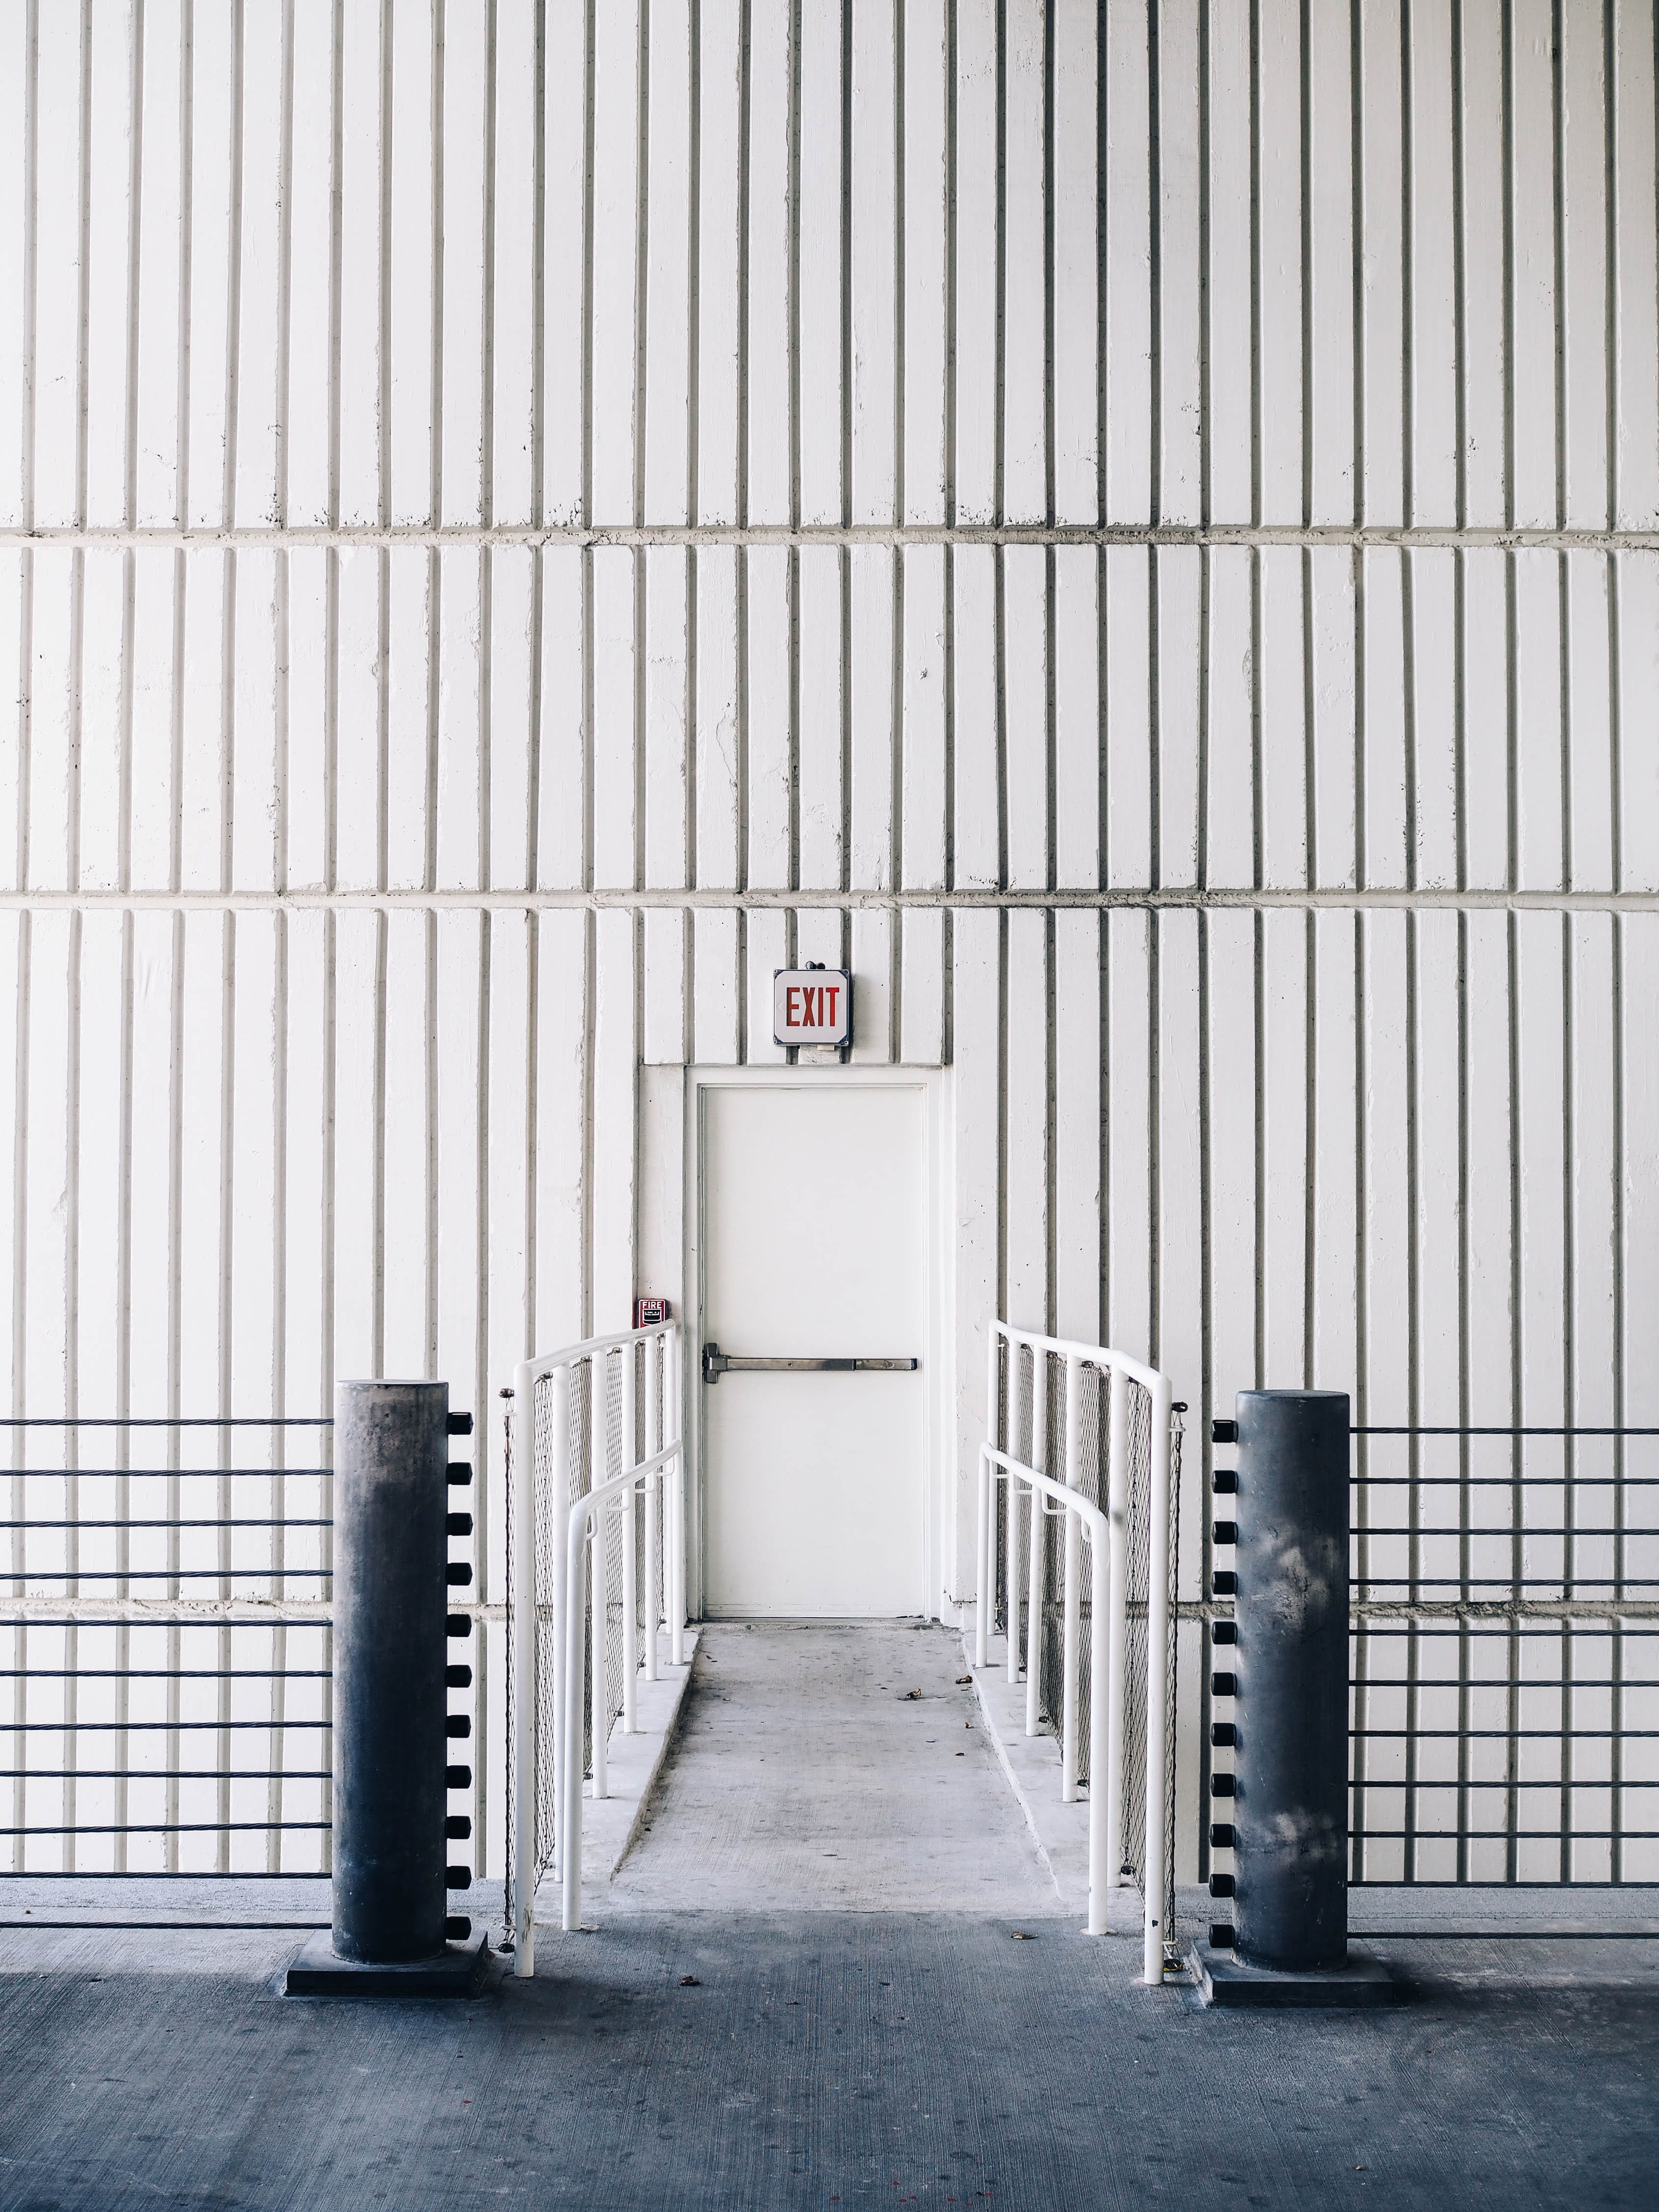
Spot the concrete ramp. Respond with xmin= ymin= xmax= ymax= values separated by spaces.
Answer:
xmin=599 ymin=1622 xmax=1067 ymax=1915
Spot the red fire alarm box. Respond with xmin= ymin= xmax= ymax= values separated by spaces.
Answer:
xmin=633 ymin=1296 xmax=670 ymax=1328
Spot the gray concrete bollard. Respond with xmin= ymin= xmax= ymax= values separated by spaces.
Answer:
xmin=332 ymin=1379 xmax=451 ymax=1963
xmin=1229 ymin=1389 xmax=1351 ymax=1972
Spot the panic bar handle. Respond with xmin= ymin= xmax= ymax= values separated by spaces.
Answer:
xmin=701 ymin=1343 xmax=918 ymax=1384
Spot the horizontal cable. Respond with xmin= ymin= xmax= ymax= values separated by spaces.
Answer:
xmin=1350 ymin=1928 xmax=1659 ymax=1937
xmin=1351 ymin=1727 xmax=1659 ymax=1739
xmin=0 ymin=1472 xmax=332 ymax=1481
xmin=1345 ymin=1612 xmax=1659 ymax=1627
xmin=0 ymin=1520 xmax=330 ymax=1531
xmin=0 ymin=1619 xmax=334 ymax=1637
xmin=1184 ymin=1602 xmax=1659 ymax=1623
xmin=1356 ymin=1478 xmax=1659 ymax=1489
xmin=0 ymin=1822 xmax=330 ymax=1836
xmin=1355 ymin=1677 xmax=1659 ymax=1690
xmin=1 ymin=1770 xmax=331 ymax=1781
xmin=0 ymin=1869 xmax=331 ymax=1879
xmin=1353 ymin=1579 xmax=1659 ymax=1589
xmin=0 ymin=1418 xmax=331 ymax=1428
xmin=0 ymin=1920 xmax=330 ymax=1931
xmin=1349 ymin=1880 xmax=1659 ymax=1891
xmin=1354 ymin=1829 xmax=1659 ymax=1842
xmin=0 ymin=1570 xmax=332 ymax=1582
xmin=0 ymin=1721 xmax=329 ymax=1731
xmin=0 ymin=1669 xmax=330 ymax=1680
xmin=1353 ymin=1427 xmax=1659 ymax=1438
xmin=1353 ymin=1528 xmax=1659 ymax=1538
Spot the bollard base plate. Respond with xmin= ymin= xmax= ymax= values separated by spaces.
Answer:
xmin=284 ymin=1929 xmax=491 ymax=1998
xmin=1190 ymin=1939 xmax=1403 ymax=2009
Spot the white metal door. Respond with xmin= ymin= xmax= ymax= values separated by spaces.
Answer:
xmin=700 ymin=1083 xmax=927 ymax=1617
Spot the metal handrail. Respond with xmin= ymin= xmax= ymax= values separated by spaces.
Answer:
xmin=979 ymin=1318 xmax=1176 ymax=1986
xmin=980 ymin=1444 xmax=1111 ymax=1933
xmin=518 ymin=1324 xmax=673 ymax=1380
xmin=983 ymin=1320 xmax=1168 ymax=1400
xmin=507 ymin=1322 xmax=683 ymax=1976
xmin=560 ymin=1440 xmax=681 ymax=1936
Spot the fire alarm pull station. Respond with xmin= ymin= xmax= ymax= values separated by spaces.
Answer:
xmin=773 ymin=965 xmax=852 ymax=1061
xmin=633 ymin=1296 xmax=670 ymax=1328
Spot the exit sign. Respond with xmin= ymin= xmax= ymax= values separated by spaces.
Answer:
xmin=773 ymin=967 xmax=852 ymax=1046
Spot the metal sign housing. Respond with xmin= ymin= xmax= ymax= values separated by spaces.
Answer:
xmin=773 ymin=966 xmax=852 ymax=1048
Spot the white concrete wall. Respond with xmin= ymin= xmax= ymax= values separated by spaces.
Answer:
xmin=4 ymin=2 xmax=1659 ymax=1872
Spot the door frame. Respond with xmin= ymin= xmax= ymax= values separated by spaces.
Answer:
xmin=682 ymin=1064 xmax=953 ymax=1624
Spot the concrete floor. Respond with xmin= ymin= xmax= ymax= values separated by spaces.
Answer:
xmin=1 ymin=1624 xmax=1657 ymax=2211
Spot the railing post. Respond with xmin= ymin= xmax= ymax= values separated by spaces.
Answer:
xmin=643 ymin=1335 xmax=661 ymax=1683
xmin=1005 ymin=1340 xmax=1022 ymax=1685
xmin=975 ymin=1445 xmax=992 ymax=1673
xmin=562 ymin=1497 xmax=587 ymax=1932
xmin=510 ymin=1362 xmax=536 ymax=1978
xmin=669 ymin=1325 xmax=685 ymax=1667
xmin=1087 ymin=1521 xmax=1109 ymax=1934
xmin=1103 ymin=1365 xmax=1129 ymax=1896
xmin=1025 ymin=1347 xmax=1045 ymax=1735
xmin=548 ymin=1362 xmax=572 ymax=1881
xmin=1006 ymin=1447 xmax=1022 ymax=1688
xmin=1061 ymin=1355 xmax=1081 ymax=1802
xmin=1141 ymin=1377 xmax=1173 ymax=1986
xmin=980 ymin=1325 xmax=1000 ymax=1671
xmin=620 ymin=1347 xmax=638 ymax=1734
xmin=589 ymin=1357 xmax=608 ymax=1800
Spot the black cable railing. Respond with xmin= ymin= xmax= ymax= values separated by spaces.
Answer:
xmin=0 ymin=1414 xmax=335 ymax=1878
xmin=1341 ymin=1420 xmax=1659 ymax=1887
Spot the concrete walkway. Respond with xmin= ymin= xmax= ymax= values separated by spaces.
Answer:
xmin=4 ymin=1623 xmax=1659 ymax=2208
xmin=599 ymin=1623 xmax=1064 ymax=1916
xmin=3 ymin=1903 xmax=1658 ymax=2209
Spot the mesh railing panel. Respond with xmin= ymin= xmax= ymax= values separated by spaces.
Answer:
xmin=632 ymin=1327 xmax=659 ymax=1646
xmin=995 ymin=1336 xmax=1180 ymax=1919
xmin=993 ymin=1335 xmax=1010 ymax=1635
xmin=1117 ymin=1387 xmax=1182 ymax=1923
xmin=1039 ymin=1390 xmax=1063 ymax=1744
xmin=521 ymin=1357 xmax=591 ymax=1893
xmin=1119 ymin=1383 xmax=1153 ymax=1880
xmin=1039 ymin=1355 xmax=1106 ymax=1779
xmin=657 ymin=1339 xmax=667 ymax=1622
xmin=1159 ymin=1412 xmax=1183 ymax=1920
xmin=519 ymin=1337 xmax=673 ymax=1903
xmin=600 ymin=1349 xmax=627 ymax=1746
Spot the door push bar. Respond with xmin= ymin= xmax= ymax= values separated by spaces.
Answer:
xmin=702 ymin=1342 xmax=919 ymax=1384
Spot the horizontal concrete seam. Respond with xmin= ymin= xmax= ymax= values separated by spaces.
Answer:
xmin=3 ymin=888 xmax=1656 ymax=914
xmin=4 ymin=523 xmax=1659 ymax=553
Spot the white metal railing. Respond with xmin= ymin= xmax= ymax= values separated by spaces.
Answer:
xmin=507 ymin=1322 xmax=684 ymax=1976
xmin=980 ymin=1443 xmax=1111 ymax=1928
xmin=976 ymin=1320 xmax=1176 ymax=1986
